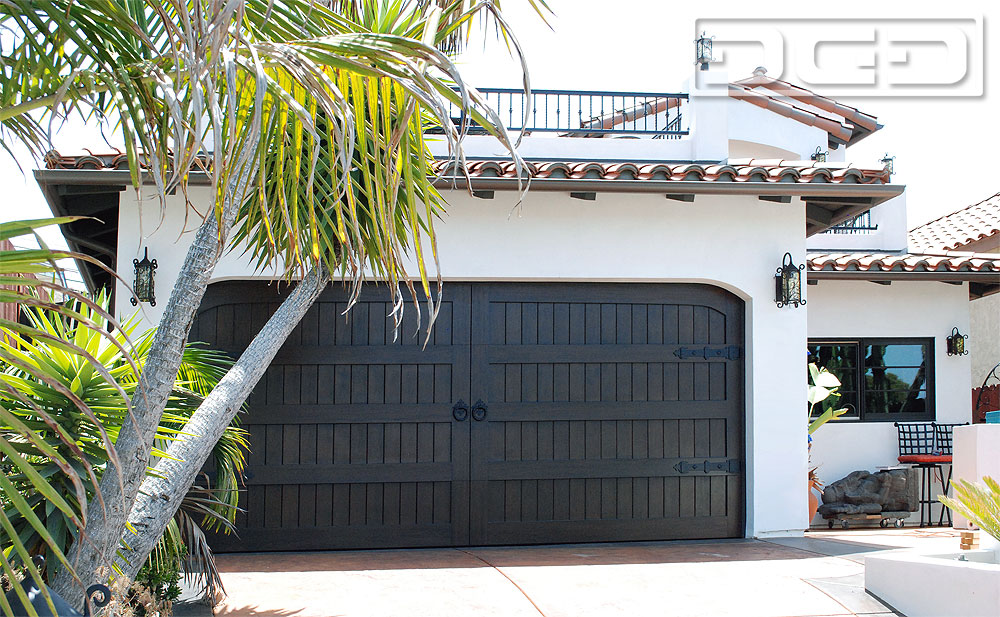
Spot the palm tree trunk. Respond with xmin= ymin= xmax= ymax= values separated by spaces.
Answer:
xmin=117 ymin=264 xmax=330 ymax=581
xmin=51 ymin=179 xmax=245 ymax=599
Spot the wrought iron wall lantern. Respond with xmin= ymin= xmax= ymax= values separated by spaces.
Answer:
xmin=946 ymin=327 xmax=968 ymax=356
xmin=695 ymin=32 xmax=713 ymax=71
xmin=811 ymin=146 xmax=828 ymax=163
xmin=775 ymin=252 xmax=806 ymax=308
xmin=131 ymin=247 xmax=157 ymax=306
xmin=880 ymin=153 xmax=895 ymax=176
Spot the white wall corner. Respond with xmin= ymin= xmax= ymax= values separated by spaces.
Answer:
xmin=806 ymin=191 xmax=909 ymax=252
xmin=687 ymin=69 xmax=729 ymax=162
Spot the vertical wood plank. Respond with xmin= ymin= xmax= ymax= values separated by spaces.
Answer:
xmin=537 ymin=303 xmax=554 ymax=345
xmin=522 ymin=303 xmax=538 ymax=345
xmin=521 ymin=479 xmax=538 ymax=522
xmin=367 ymin=483 xmax=384 ymax=525
xmin=332 ymin=484 xmax=350 ymax=526
xmin=554 ymin=303 xmax=570 ymax=345
xmin=367 ymin=423 xmax=385 ymax=464
xmin=416 ymin=423 xmax=434 ymax=463
xmin=537 ymin=421 xmax=554 ymax=460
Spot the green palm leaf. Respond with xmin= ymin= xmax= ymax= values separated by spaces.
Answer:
xmin=2 ymin=277 xmax=246 ymax=604
xmin=940 ymin=477 xmax=1000 ymax=542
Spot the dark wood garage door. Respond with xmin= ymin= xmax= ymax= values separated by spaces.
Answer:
xmin=194 ymin=282 xmax=744 ymax=551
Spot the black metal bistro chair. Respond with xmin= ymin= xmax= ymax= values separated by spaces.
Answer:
xmin=932 ymin=423 xmax=967 ymax=526
xmin=895 ymin=422 xmax=951 ymax=527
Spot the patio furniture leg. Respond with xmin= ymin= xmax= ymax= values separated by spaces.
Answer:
xmin=937 ymin=464 xmax=953 ymax=527
xmin=920 ymin=465 xmax=926 ymax=527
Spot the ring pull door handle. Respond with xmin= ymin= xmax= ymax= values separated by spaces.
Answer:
xmin=453 ymin=400 xmax=469 ymax=422
xmin=471 ymin=399 xmax=488 ymax=421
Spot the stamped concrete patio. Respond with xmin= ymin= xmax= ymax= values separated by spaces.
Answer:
xmin=193 ymin=529 xmax=961 ymax=617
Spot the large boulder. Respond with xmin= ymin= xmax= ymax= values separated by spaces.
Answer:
xmin=818 ymin=468 xmax=919 ymax=519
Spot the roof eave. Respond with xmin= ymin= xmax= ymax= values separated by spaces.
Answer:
xmin=807 ymin=269 xmax=998 ymax=282
xmin=33 ymin=170 xmax=103 ymax=294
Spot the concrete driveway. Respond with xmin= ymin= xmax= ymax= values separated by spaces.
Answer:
xmin=204 ymin=529 xmax=961 ymax=617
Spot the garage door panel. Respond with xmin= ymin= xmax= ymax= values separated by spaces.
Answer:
xmin=201 ymin=282 xmax=471 ymax=552
xmin=471 ymin=283 xmax=743 ymax=545
xmin=199 ymin=281 xmax=743 ymax=551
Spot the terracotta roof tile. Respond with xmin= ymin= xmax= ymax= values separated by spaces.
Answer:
xmin=731 ymin=71 xmax=881 ymax=146
xmin=727 ymin=83 xmax=856 ymax=144
xmin=908 ymin=192 xmax=1000 ymax=252
xmin=808 ymin=251 xmax=1000 ymax=274
xmin=430 ymin=159 xmax=890 ymax=185
xmin=43 ymin=151 xmax=892 ymax=186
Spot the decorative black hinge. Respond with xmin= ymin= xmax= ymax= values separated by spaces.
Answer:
xmin=674 ymin=459 xmax=741 ymax=474
xmin=673 ymin=345 xmax=742 ymax=360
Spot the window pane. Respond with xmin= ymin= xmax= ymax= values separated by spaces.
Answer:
xmin=808 ymin=342 xmax=860 ymax=418
xmin=809 ymin=343 xmax=857 ymax=371
xmin=865 ymin=344 xmax=926 ymax=368
xmin=865 ymin=389 xmax=927 ymax=415
xmin=865 ymin=367 xmax=926 ymax=391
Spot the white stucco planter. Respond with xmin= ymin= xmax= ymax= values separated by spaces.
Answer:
xmin=865 ymin=539 xmax=1000 ymax=617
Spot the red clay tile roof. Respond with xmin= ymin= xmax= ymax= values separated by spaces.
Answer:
xmin=431 ymin=158 xmax=891 ymax=184
xmin=732 ymin=69 xmax=880 ymax=146
xmin=808 ymin=251 xmax=1000 ymax=274
xmin=908 ymin=192 xmax=1000 ymax=252
xmin=44 ymin=151 xmax=893 ymax=185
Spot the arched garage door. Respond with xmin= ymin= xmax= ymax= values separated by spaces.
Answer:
xmin=193 ymin=282 xmax=745 ymax=551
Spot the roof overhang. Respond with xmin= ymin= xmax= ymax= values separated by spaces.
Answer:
xmin=808 ymin=265 xmax=1000 ymax=299
xmin=35 ymin=170 xmax=126 ymax=293
xmin=431 ymin=173 xmax=904 ymax=237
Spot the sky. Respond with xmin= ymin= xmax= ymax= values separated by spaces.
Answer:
xmin=3 ymin=0 xmax=997 ymax=271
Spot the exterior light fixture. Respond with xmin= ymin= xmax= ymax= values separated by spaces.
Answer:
xmin=946 ymin=327 xmax=968 ymax=356
xmin=695 ymin=32 xmax=714 ymax=71
xmin=880 ymin=153 xmax=895 ymax=176
xmin=131 ymin=247 xmax=158 ymax=306
xmin=811 ymin=146 xmax=828 ymax=163
xmin=775 ymin=252 xmax=806 ymax=308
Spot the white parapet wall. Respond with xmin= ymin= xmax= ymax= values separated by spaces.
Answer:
xmin=866 ymin=546 xmax=1000 ymax=617
xmin=953 ymin=424 xmax=1000 ymax=529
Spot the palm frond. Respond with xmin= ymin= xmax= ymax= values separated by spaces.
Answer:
xmin=0 ymin=220 xmax=135 ymax=615
xmin=940 ymin=477 xmax=1000 ymax=542
xmin=1 ymin=280 xmax=246 ymax=609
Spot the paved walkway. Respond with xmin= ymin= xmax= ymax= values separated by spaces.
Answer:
xmin=188 ymin=529 xmax=961 ymax=617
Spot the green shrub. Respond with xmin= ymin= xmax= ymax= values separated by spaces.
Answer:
xmin=134 ymin=547 xmax=184 ymax=613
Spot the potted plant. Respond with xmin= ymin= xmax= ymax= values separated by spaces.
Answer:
xmin=807 ymin=363 xmax=849 ymax=523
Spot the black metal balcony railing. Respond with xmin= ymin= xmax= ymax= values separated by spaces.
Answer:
xmin=440 ymin=88 xmax=688 ymax=138
xmin=824 ymin=211 xmax=879 ymax=234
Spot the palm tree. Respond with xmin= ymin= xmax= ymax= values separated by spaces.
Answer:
xmin=1 ymin=290 xmax=246 ymax=600
xmin=1 ymin=0 xmax=548 ymax=605
xmin=0 ymin=219 xmax=130 ymax=616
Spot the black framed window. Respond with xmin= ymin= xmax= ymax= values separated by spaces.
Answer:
xmin=807 ymin=338 xmax=934 ymax=422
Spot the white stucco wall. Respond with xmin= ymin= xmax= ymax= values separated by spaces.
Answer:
xmin=116 ymin=187 xmax=811 ymax=539
xmin=807 ymin=279 xmax=973 ymax=524
xmin=726 ymin=99 xmax=827 ymax=162
xmin=971 ymin=293 xmax=1000 ymax=388
xmin=806 ymin=193 xmax=909 ymax=253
